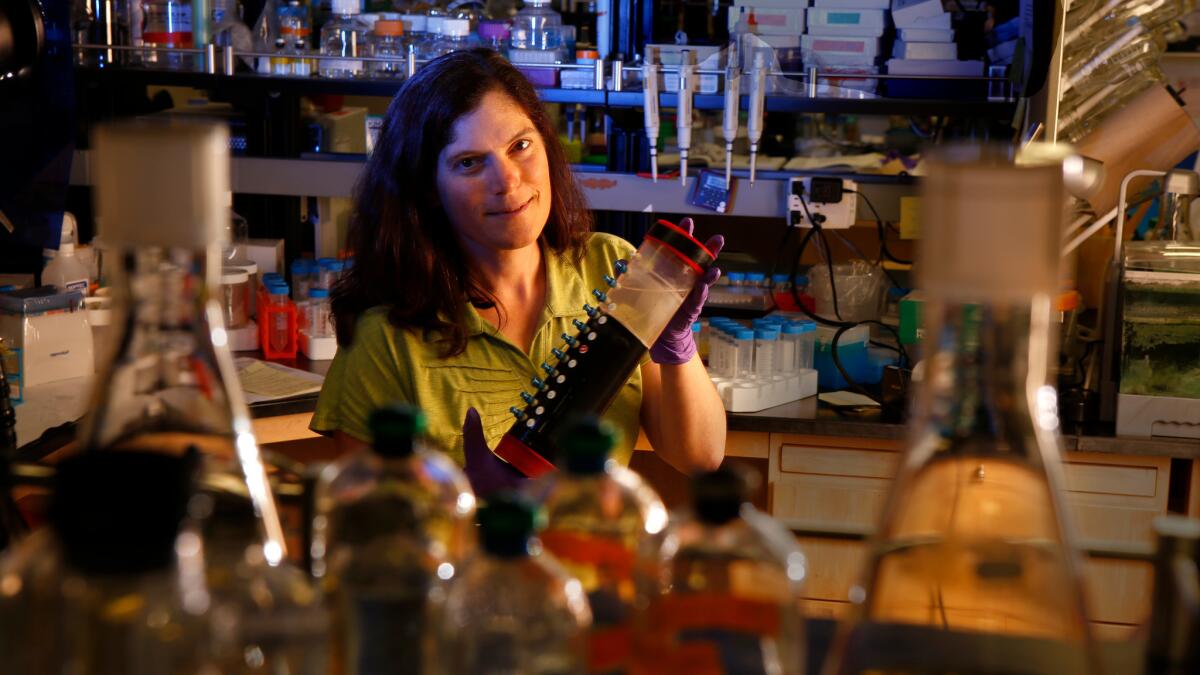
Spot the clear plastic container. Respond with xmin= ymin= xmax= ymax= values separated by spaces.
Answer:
xmin=796 ymin=320 xmax=816 ymax=370
xmin=632 ymin=467 xmax=806 ymax=674
xmin=399 ymin=13 xmax=428 ymax=57
xmin=603 ymin=225 xmax=711 ymax=347
xmin=726 ymin=271 xmax=746 ymax=291
xmin=142 ymin=0 xmax=194 ymax=69
xmin=810 ymin=260 xmax=885 ymax=323
xmin=317 ymin=257 xmax=345 ymax=290
xmin=779 ymin=322 xmax=801 ymax=373
xmin=477 ymin=19 xmax=509 ymax=51
xmin=290 ymin=258 xmax=312 ymax=301
xmin=370 ymin=18 xmax=406 ymax=76
xmin=220 ymin=267 xmax=251 ymax=328
xmin=754 ymin=328 xmax=778 ymax=380
xmin=733 ymin=328 xmax=754 ymax=379
xmin=320 ymin=0 xmax=370 ymax=78
xmin=313 ymin=405 xmax=476 ymax=675
xmin=306 ymin=287 xmax=332 ymax=337
xmin=426 ymin=494 xmax=591 ymax=675
xmin=526 ymin=418 xmax=668 ymax=675
xmin=431 ymin=17 xmax=472 ymax=56
xmin=267 ymin=283 xmax=292 ymax=353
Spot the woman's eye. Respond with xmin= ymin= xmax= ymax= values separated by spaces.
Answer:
xmin=513 ymin=139 xmax=532 ymax=152
xmin=458 ymin=157 xmax=479 ymax=170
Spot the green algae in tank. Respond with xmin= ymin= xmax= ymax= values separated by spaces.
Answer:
xmin=1119 ymin=263 xmax=1200 ymax=399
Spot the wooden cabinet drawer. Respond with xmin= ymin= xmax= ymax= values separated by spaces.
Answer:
xmin=779 ymin=445 xmax=900 ymax=480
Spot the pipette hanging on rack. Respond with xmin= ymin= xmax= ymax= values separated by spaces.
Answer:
xmin=643 ymin=48 xmax=660 ymax=183
xmin=723 ymin=42 xmax=741 ymax=186
xmin=748 ymin=48 xmax=767 ymax=186
xmin=677 ymin=50 xmax=696 ymax=187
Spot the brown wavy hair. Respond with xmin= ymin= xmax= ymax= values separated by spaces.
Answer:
xmin=332 ymin=49 xmax=592 ymax=356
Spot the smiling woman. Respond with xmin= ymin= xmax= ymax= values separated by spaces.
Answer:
xmin=311 ymin=49 xmax=727 ymax=492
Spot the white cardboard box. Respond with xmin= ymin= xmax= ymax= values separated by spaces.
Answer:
xmin=892 ymin=0 xmax=946 ymax=27
xmin=893 ymin=40 xmax=958 ymax=60
xmin=729 ymin=6 xmax=806 ymax=35
xmin=899 ymin=27 xmax=954 ymax=42
xmin=807 ymin=8 xmax=888 ymax=37
xmin=812 ymin=0 xmax=888 ymax=7
xmin=802 ymin=34 xmax=883 ymax=62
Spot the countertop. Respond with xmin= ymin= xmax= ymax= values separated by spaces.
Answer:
xmin=247 ymin=384 xmax=1200 ymax=459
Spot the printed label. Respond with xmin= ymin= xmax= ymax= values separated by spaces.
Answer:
xmin=63 ymin=278 xmax=89 ymax=294
xmin=827 ymin=12 xmax=863 ymax=25
xmin=812 ymin=38 xmax=865 ymax=53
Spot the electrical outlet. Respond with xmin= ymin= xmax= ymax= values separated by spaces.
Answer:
xmin=787 ymin=177 xmax=858 ymax=229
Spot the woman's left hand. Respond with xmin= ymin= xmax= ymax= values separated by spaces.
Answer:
xmin=649 ymin=217 xmax=724 ymax=366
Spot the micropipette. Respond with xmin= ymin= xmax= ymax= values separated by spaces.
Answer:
xmin=747 ymin=48 xmax=767 ymax=186
xmin=722 ymin=42 xmax=741 ymax=186
xmin=643 ymin=48 xmax=660 ymax=182
xmin=677 ymin=50 xmax=695 ymax=187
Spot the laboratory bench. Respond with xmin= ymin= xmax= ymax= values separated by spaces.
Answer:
xmin=14 ymin=350 xmax=1200 ymax=640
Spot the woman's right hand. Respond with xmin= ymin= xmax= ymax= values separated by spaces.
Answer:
xmin=462 ymin=407 xmax=526 ymax=498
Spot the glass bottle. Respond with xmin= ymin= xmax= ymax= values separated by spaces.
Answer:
xmin=0 ymin=451 xmax=213 ymax=673
xmin=370 ymin=18 xmax=406 ymax=76
xmin=526 ymin=417 xmax=668 ymax=675
xmin=143 ymin=0 xmax=194 ymax=69
xmin=83 ymin=120 xmax=289 ymax=573
xmin=431 ymin=17 xmax=472 ymax=56
xmin=320 ymin=0 xmax=370 ymax=78
xmin=312 ymin=404 xmax=475 ymax=675
xmin=427 ymin=493 xmax=591 ymax=675
xmin=632 ymin=467 xmax=806 ymax=675
xmin=509 ymin=0 xmax=565 ymax=62
xmin=823 ymin=145 xmax=1100 ymax=674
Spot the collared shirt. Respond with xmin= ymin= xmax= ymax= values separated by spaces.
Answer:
xmin=310 ymin=232 xmax=645 ymax=466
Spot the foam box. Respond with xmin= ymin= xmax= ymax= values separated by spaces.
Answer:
xmin=244 ymin=239 xmax=285 ymax=275
xmin=893 ymin=40 xmax=958 ymax=60
xmin=807 ymin=8 xmax=888 ymax=37
xmin=728 ymin=6 xmax=806 ymax=35
xmin=812 ymin=0 xmax=888 ymax=7
xmin=900 ymin=27 xmax=954 ymax=42
xmin=892 ymin=0 xmax=945 ymax=27
xmin=802 ymin=34 xmax=883 ymax=65
xmin=712 ymin=368 xmax=818 ymax=412
xmin=902 ymin=11 xmax=950 ymax=28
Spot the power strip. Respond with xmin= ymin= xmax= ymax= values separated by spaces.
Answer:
xmin=787 ymin=176 xmax=858 ymax=229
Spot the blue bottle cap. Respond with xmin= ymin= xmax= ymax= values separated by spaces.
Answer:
xmin=692 ymin=321 xmax=702 ymax=333
xmin=799 ymin=320 xmax=817 ymax=332
xmin=727 ymin=272 xmax=746 ymax=282
xmin=794 ymin=275 xmax=810 ymax=286
xmin=263 ymin=273 xmax=284 ymax=281
xmin=754 ymin=329 xmax=779 ymax=340
xmin=735 ymin=329 xmax=755 ymax=341
xmin=290 ymin=259 xmax=309 ymax=275
xmin=317 ymin=257 xmax=337 ymax=268
xmin=746 ymin=272 xmax=766 ymax=282
xmin=309 ymin=288 xmax=330 ymax=299
xmin=782 ymin=322 xmax=804 ymax=335
xmin=771 ymin=273 xmax=790 ymax=284
xmin=327 ymin=260 xmax=346 ymax=272
xmin=267 ymin=283 xmax=290 ymax=295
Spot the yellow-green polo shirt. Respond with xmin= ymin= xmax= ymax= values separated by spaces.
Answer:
xmin=310 ymin=232 xmax=645 ymax=466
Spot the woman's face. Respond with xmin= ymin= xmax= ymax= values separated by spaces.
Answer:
xmin=436 ymin=90 xmax=553 ymax=257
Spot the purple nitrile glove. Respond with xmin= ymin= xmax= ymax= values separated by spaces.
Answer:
xmin=649 ymin=217 xmax=724 ymax=366
xmin=462 ymin=407 xmax=526 ymax=498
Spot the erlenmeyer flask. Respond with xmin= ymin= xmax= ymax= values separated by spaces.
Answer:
xmin=823 ymin=145 xmax=1101 ymax=675
xmin=82 ymin=120 xmax=288 ymax=565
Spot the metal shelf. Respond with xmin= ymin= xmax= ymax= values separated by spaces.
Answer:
xmin=77 ymin=66 xmax=1016 ymax=117
xmin=606 ymin=90 xmax=1015 ymax=117
xmin=69 ymin=151 xmax=915 ymax=221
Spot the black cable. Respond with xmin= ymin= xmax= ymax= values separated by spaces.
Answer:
xmin=795 ymin=193 xmax=843 ymax=320
xmin=784 ymin=201 xmax=910 ymax=410
xmin=847 ymin=188 xmax=913 ymax=266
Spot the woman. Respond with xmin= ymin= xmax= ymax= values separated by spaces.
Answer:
xmin=311 ymin=49 xmax=726 ymax=491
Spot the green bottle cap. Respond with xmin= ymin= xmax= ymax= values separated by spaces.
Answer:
xmin=477 ymin=493 xmax=539 ymax=558
xmin=368 ymin=404 xmax=427 ymax=458
xmin=554 ymin=416 xmax=615 ymax=475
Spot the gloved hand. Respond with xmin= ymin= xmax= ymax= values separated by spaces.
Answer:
xmin=649 ymin=217 xmax=724 ymax=366
xmin=462 ymin=407 xmax=526 ymax=498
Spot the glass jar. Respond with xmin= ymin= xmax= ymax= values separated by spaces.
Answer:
xmin=370 ymin=18 xmax=406 ymax=76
